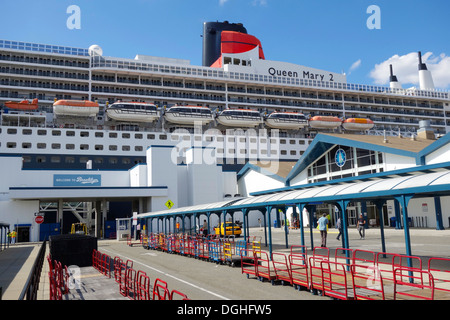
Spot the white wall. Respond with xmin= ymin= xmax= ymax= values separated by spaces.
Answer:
xmin=238 ymin=170 xmax=285 ymax=197
xmin=384 ymin=153 xmax=416 ymax=171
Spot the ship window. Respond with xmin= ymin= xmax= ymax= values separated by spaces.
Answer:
xmin=37 ymin=143 xmax=46 ymax=149
xmin=7 ymin=128 xmax=17 ymax=134
xmin=23 ymin=156 xmax=31 ymax=163
xmin=79 ymin=157 xmax=88 ymax=164
xmin=95 ymin=132 xmax=104 ymax=138
xmin=52 ymin=143 xmax=61 ymax=149
xmin=147 ymin=134 xmax=155 ymax=139
xmin=160 ymin=134 xmax=167 ymax=140
xmin=66 ymin=131 xmax=75 ymax=137
xmin=22 ymin=142 xmax=32 ymax=149
xmin=135 ymin=133 xmax=143 ymax=139
xmin=290 ymin=150 xmax=297 ymax=155
xmin=52 ymin=130 xmax=61 ymax=136
xmin=65 ymin=157 xmax=75 ymax=164
xmin=122 ymin=158 xmax=131 ymax=164
xmin=122 ymin=145 xmax=130 ymax=151
xmin=36 ymin=156 xmax=46 ymax=163
xmin=7 ymin=142 xmax=17 ymax=148
xmin=224 ymin=57 xmax=232 ymax=65
xmin=135 ymin=146 xmax=143 ymax=152
xmin=66 ymin=144 xmax=75 ymax=150
xmin=109 ymin=145 xmax=117 ymax=151
xmin=109 ymin=158 xmax=118 ymax=164
xmin=80 ymin=144 xmax=89 ymax=150
xmin=95 ymin=145 xmax=103 ymax=150
xmin=22 ymin=129 xmax=32 ymax=135
xmin=94 ymin=158 xmax=104 ymax=164
xmin=38 ymin=130 xmax=47 ymax=136
xmin=51 ymin=156 xmax=61 ymax=163
xmin=80 ymin=131 xmax=89 ymax=137
xmin=109 ymin=132 xmax=117 ymax=138
xmin=122 ymin=133 xmax=130 ymax=139
xmin=281 ymin=150 xmax=287 ymax=155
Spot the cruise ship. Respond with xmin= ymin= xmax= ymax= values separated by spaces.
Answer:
xmin=0 ymin=20 xmax=449 ymax=173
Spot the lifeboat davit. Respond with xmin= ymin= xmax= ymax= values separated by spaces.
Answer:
xmin=53 ymin=100 xmax=99 ymax=117
xmin=342 ymin=118 xmax=375 ymax=131
xmin=309 ymin=116 xmax=342 ymax=129
xmin=164 ymin=105 xmax=214 ymax=125
xmin=217 ymin=109 xmax=263 ymax=127
xmin=265 ymin=112 xmax=308 ymax=130
xmin=106 ymin=102 xmax=160 ymax=123
xmin=4 ymin=98 xmax=39 ymax=111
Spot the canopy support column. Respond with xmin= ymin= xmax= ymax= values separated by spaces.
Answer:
xmin=395 ymin=194 xmax=415 ymax=276
xmin=266 ymin=206 xmax=273 ymax=257
xmin=374 ymin=200 xmax=387 ymax=256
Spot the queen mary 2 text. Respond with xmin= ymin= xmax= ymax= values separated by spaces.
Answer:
xmin=268 ymin=67 xmax=335 ymax=81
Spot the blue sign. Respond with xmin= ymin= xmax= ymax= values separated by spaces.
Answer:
xmin=53 ymin=174 xmax=101 ymax=187
xmin=335 ymin=149 xmax=346 ymax=168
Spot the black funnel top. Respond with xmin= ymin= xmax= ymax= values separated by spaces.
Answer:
xmin=389 ymin=64 xmax=398 ymax=82
xmin=418 ymin=51 xmax=428 ymax=71
xmin=202 ymin=21 xmax=247 ymax=67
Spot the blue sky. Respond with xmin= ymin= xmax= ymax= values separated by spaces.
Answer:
xmin=2 ymin=0 xmax=450 ymax=89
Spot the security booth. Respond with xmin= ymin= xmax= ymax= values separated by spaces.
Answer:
xmin=116 ymin=218 xmax=132 ymax=241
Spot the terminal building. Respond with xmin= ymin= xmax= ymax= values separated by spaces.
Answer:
xmin=0 ymin=145 xmax=237 ymax=242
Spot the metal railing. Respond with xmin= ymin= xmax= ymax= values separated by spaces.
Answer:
xmin=18 ymin=240 xmax=47 ymax=300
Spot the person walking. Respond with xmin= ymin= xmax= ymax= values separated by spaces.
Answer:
xmin=357 ymin=214 xmax=366 ymax=239
xmin=317 ymin=213 xmax=329 ymax=247
xmin=336 ymin=216 xmax=343 ymax=241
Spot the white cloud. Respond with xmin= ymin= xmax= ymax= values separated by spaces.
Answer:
xmin=369 ymin=52 xmax=450 ymax=89
xmin=252 ymin=0 xmax=267 ymax=5
xmin=348 ymin=59 xmax=361 ymax=75
xmin=219 ymin=0 xmax=229 ymax=6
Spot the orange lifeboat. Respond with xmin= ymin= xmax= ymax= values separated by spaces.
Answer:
xmin=4 ymin=98 xmax=39 ymax=111
xmin=309 ymin=116 xmax=342 ymax=129
xmin=53 ymin=100 xmax=99 ymax=117
xmin=342 ymin=118 xmax=374 ymax=131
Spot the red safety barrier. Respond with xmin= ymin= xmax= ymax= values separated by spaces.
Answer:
xmin=153 ymin=278 xmax=170 ymax=300
xmin=125 ymin=268 xmax=137 ymax=299
xmin=320 ymin=260 xmax=352 ymax=300
xmin=47 ymin=255 xmax=69 ymax=300
xmin=351 ymin=263 xmax=385 ymax=300
xmin=428 ymin=257 xmax=450 ymax=299
xmin=393 ymin=268 xmax=435 ymax=300
xmin=272 ymin=252 xmax=292 ymax=285
xmin=289 ymin=246 xmax=309 ymax=290
xmin=136 ymin=271 xmax=151 ymax=300
xmin=170 ymin=289 xmax=189 ymax=300
xmin=101 ymin=253 xmax=112 ymax=278
xmin=256 ymin=251 xmax=276 ymax=285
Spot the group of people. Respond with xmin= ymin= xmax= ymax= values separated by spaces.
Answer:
xmin=6 ymin=229 xmax=17 ymax=244
xmin=318 ymin=213 xmax=367 ymax=247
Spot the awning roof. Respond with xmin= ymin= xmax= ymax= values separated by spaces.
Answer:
xmin=137 ymin=169 xmax=450 ymax=219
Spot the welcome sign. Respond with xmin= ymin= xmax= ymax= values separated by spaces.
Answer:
xmin=53 ymin=174 xmax=101 ymax=187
